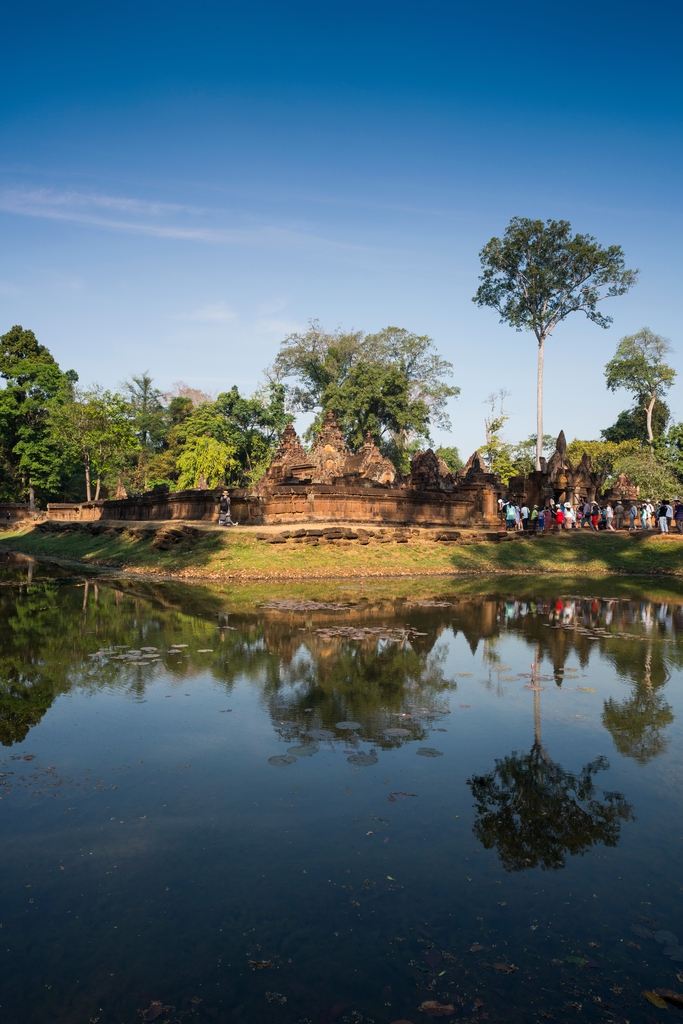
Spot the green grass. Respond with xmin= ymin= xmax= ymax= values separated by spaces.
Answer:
xmin=3 ymin=521 xmax=683 ymax=582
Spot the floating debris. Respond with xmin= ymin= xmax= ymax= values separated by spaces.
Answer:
xmin=197 ymin=649 xmax=213 ymax=653
xmin=315 ymin=626 xmax=426 ymax=642
xmin=336 ymin=721 xmax=361 ymax=730
xmin=268 ymin=755 xmax=297 ymax=767
xmin=139 ymin=1001 xmax=164 ymax=1021
xmin=262 ymin=599 xmax=350 ymax=611
xmin=347 ymin=753 xmax=378 ymax=766
xmin=265 ymin=992 xmax=287 ymax=1004
xmin=416 ymin=747 xmax=443 ymax=757
xmin=287 ymin=745 xmax=319 ymax=757
xmin=248 ymin=959 xmax=276 ymax=970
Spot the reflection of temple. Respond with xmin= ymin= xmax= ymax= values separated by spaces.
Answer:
xmin=508 ymin=431 xmax=638 ymax=507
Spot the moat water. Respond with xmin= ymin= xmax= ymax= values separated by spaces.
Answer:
xmin=1 ymin=555 xmax=683 ymax=1024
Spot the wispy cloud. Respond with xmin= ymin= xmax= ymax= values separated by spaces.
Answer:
xmin=253 ymin=317 xmax=303 ymax=335
xmin=173 ymin=303 xmax=238 ymax=323
xmin=0 ymin=186 xmax=382 ymax=264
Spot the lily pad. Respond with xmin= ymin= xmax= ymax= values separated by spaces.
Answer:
xmin=287 ymin=745 xmax=319 ymax=757
xmin=347 ymin=753 xmax=378 ymax=766
xmin=383 ymin=728 xmax=411 ymax=736
xmin=655 ymin=930 xmax=679 ymax=945
xmin=416 ymin=747 xmax=443 ymax=757
xmin=268 ymin=754 xmax=297 ymax=766
xmin=306 ymin=729 xmax=333 ymax=741
xmin=336 ymin=721 xmax=361 ymax=730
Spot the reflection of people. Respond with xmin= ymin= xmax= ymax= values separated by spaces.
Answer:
xmin=218 ymin=490 xmax=236 ymax=527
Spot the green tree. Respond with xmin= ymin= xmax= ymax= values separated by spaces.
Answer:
xmin=601 ymin=399 xmax=670 ymax=444
xmin=177 ymin=436 xmax=239 ymax=489
xmin=120 ymin=372 xmax=167 ymax=489
xmin=604 ymin=328 xmax=676 ymax=444
xmin=323 ymin=360 xmax=430 ymax=455
xmin=473 ymin=217 xmax=638 ymax=471
xmin=612 ymin=449 xmax=680 ymax=499
xmin=171 ymin=383 xmax=291 ymax=488
xmin=271 ymin=321 xmax=459 ymax=464
xmin=51 ymin=387 xmax=141 ymax=501
xmin=0 ymin=325 xmax=77 ymax=507
xmin=565 ymin=438 xmax=641 ymax=477
xmin=510 ymin=434 xmax=556 ymax=475
xmin=479 ymin=390 xmax=515 ymax=483
xmin=434 ymin=446 xmax=463 ymax=473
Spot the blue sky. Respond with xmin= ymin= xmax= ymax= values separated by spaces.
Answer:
xmin=1 ymin=0 xmax=681 ymax=457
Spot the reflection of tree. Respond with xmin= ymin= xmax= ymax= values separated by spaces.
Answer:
xmin=602 ymin=692 xmax=673 ymax=763
xmin=468 ymin=645 xmax=633 ymax=871
xmin=262 ymin=634 xmax=455 ymax=748
xmin=469 ymin=750 xmax=633 ymax=871
xmin=602 ymin=643 xmax=674 ymax=763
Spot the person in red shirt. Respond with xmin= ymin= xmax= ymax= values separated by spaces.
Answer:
xmin=555 ymin=506 xmax=565 ymax=529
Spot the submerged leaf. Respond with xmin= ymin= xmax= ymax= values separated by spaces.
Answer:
xmin=347 ymin=753 xmax=378 ymax=766
xmin=287 ymin=745 xmax=319 ymax=757
xmin=416 ymin=748 xmax=443 ymax=757
xmin=655 ymin=930 xmax=679 ymax=945
xmin=654 ymin=990 xmax=683 ymax=1009
xmin=248 ymin=959 xmax=275 ymax=970
xmin=643 ymin=990 xmax=668 ymax=1009
xmin=383 ymin=728 xmax=411 ymax=736
xmin=268 ymin=755 xmax=297 ymax=767
xmin=419 ymin=1000 xmax=455 ymax=1016
xmin=387 ymin=792 xmax=419 ymax=802
xmin=336 ymin=721 xmax=361 ymax=730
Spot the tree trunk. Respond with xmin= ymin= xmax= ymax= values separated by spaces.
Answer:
xmin=645 ymin=394 xmax=656 ymax=444
xmin=85 ymin=459 xmax=92 ymax=502
xmin=536 ymin=337 xmax=545 ymax=471
xmin=28 ymin=481 xmax=35 ymax=511
xmin=94 ymin=476 xmax=101 ymax=501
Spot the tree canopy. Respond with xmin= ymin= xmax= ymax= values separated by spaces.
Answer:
xmin=0 ymin=325 xmax=78 ymax=505
xmin=271 ymin=321 xmax=459 ymax=467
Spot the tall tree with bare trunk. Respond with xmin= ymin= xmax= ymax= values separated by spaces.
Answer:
xmin=604 ymin=327 xmax=676 ymax=445
xmin=473 ymin=218 xmax=638 ymax=470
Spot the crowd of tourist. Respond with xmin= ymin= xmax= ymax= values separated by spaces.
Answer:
xmin=499 ymin=497 xmax=683 ymax=534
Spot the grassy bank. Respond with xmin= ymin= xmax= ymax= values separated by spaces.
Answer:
xmin=2 ymin=520 xmax=683 ymax=581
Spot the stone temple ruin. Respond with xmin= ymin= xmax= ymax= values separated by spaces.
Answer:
xmin=234 ymin=410 xmax=502 ymax=527
xmin=507 ymin=430 xmax=638 ymax=508
xmin=43 ymin=415 xmax=636 ymax=528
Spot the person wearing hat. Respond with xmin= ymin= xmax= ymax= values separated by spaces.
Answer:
xmin=218 ymin=490 xmax=235 ymax=526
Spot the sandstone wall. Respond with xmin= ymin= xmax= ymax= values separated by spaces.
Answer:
xmin=45 ymin=482 xmax=501 ymax=528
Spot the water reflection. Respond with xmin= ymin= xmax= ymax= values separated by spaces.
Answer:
xmin=4 ymin=561 xmax=683 ymax=1023
xmin=468 ymin=653 xmax=634 ymax=871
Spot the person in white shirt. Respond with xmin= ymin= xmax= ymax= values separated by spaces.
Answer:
xmin=605 ymin=504 xmax=615 ymax=531
xmin=520 ymin=504 xmax=530 ymax=531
